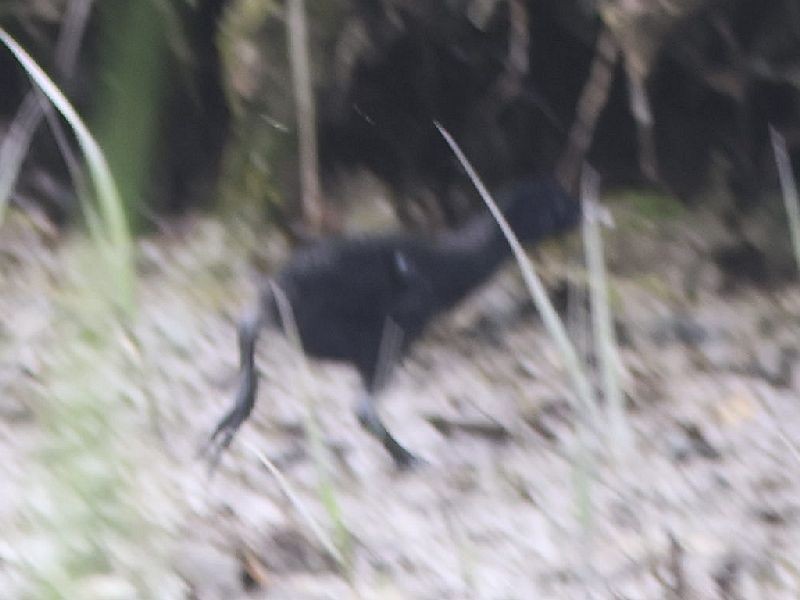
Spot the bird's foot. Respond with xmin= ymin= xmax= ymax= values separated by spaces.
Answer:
xmin=355 ymin=398 xmax=423 ymax=470
xmin=199 ymin=404 xmax=248 ymax=474
xmin=390 ymin=444 xmax=427 ymax=471
xmin=200 ymin=371 xmax=257 ymax=474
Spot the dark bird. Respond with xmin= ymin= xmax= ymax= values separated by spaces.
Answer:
xmin=206 ymin=177 xmax=580 ymax=468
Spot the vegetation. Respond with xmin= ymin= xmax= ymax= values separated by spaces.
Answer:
xmin=0 ymin=1 xmax=798 ymax=597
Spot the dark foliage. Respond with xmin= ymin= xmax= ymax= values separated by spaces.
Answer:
xmin=0 ymin=0 xmax=230 ymax=225
xmin=319 ymin=0 xmax=800 ymax=219
xmin=318 ymin=1 xmax=598 ymax=225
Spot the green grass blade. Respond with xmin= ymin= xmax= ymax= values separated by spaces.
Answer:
xmin=581 ymin=166 xmax=631 ymax=455
xmin=0 ymin=27 xmax=134 ymax=311
xmin=770 ymin=126 xmax=800 ymax=276
xmin=435 ymin=121 xmax=597 ymax=418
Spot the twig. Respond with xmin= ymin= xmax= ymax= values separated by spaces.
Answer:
xmin=769 ymin=126 xmax=800 ymax=275
xmin=39 ymin=87 xmax=89 ymax=202
xmin=667 ymin=531 xmax=688 ymax=599
xmin=270 ymin=280 xmax=331 ymax=475
xmin=0 ymin=0 xmax=93 ymax=222
xmin=0 ymin=93 xmax=42 ymax=221
xmin=624 ymin=63 xmax=658 ymax=182
xmin=286 ymin=0 xmax=324 ymax=233
xmin=492 ymin=0 xmax=529 ymax=101
xmin=270 ymin=281 xmax=351 ymax=571
xmin=556 ymin=29 xmax=618 ymax=193
xmin=55 ymin=0 xmax=93 ymax=76
xmin=242 ymin=439 xmax=345 ymax=568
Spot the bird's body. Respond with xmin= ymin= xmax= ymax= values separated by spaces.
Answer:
xmin=274 ymin=237 xmax=432 ymax=376
xmin=207 ymin=177 xmax=580 ymax=467
xmin=274 ymin=234 xmax=488 ymax=376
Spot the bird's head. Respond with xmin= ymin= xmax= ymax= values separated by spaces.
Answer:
xmin=498 ymin=177 xmax=581 ymax=244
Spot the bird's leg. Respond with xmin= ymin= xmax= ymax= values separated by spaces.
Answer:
xmin=202 ymin=309 xmax=265 ymax=470
xmin=355 ymin=317 xmax=421 ymax=469
xmin=355 ymin=394 xmax=420 ymax=468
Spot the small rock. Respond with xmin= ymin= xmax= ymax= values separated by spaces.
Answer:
xmin=174 ymin=544 xmax=243 ymax=598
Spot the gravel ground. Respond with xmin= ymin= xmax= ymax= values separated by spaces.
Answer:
xmin=1 ymin=195 xmax=799 ymax=599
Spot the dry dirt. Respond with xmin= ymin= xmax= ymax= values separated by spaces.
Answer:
xmin=1 ymin=194 xmax=799 ymax=599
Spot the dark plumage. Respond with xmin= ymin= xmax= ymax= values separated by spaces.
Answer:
xmin=206 ymin=177 xmax=580 ymax=467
